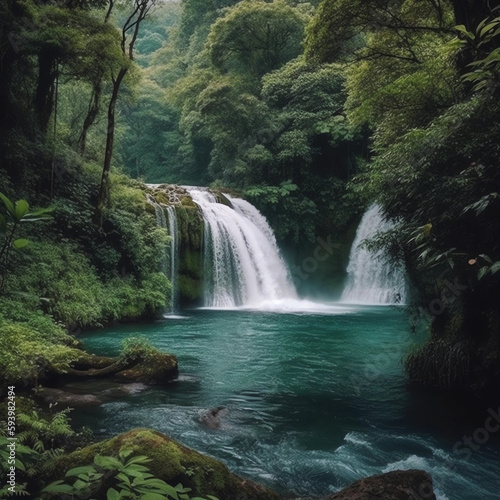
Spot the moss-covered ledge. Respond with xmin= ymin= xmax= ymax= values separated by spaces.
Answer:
xmin=40 ymin=341 xmax=178 ymax=393
xmin=53 ymin=428 xmax=281 ymax=500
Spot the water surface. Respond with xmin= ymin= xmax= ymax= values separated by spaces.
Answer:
xmin=76 ymin=306 xmax=500 ymax=499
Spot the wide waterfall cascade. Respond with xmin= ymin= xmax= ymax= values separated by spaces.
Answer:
xmin=150 ymin=198 xmax=179 ymax=313
xmin=341 ymin=204 xmax=407 ymax=305
xmin=188 ymin=189 xmax=297 ymax=307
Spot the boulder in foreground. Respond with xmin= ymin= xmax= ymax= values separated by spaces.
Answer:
xmin=53 ymin=428 xmax=280 ymax=500
xmin=325 ymin=469 xmax=436 ymax=500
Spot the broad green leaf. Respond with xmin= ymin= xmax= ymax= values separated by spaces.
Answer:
xmin=141 ymin=482 xmax=180 ymax=498
xmin=125 ymin=455 xmax=152 ymax=465
xmin=490 ymin=261 xmax=500 ymax=274
xmin=140 ymin=493 xmax=168 ymax=500
xmin=119 ymin=448 xmax=134 ymax=459
xmin=73 ymin=479 xmax=89 ymax=490
xmin=477 ymin=266 xmax=489 ymax=280
xmin=24 ymin=207 xmax=53 ymax=216
xmin=13 ymin=238 xmax=29 ymax=249
xmin=174 ymin=484 xmax=192 ymax=493
xmin=107 ymin=487 xmax=121 ymax=500
xmin=21 ymin=216 xmax=52 ymax=222
xmin=66 ymin=465 xmax=97 ymax=477
xmin=455 ymin=24 xmax=474 ymax=40
xmin=131 ymin=472 xmax=155 ymax=484
xmin=15 ymin=458 xmax=26 ymax=471
xmin=94 ymin=454 xmax=122 ymax=469
xmin=42 ymin=482 xmax=74 ymax=494
xmin=14 ymin=199 xmax=29 ymax=220
xmin=0 ymin=193 xmax=15 ymax=217
xmin=478 ymin=19 xmax=494 ymax=37
xmin=126 ymin=464 xmax=150 ymax=472
xmin=138 ymin=478 xmax=171 ymax=489
xmin=116 ymin=472 xmax=132 ymax=485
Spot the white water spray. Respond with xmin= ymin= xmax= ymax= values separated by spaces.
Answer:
xmin=188 ymin=189 xmax=297 ymax=307
xmin=166 ymin=206 xmax=179 ymax=312
xmin=150 ymin=198 xmax=179 ymax=313
xmin=341 ymin=204 xmax=407 ymax=305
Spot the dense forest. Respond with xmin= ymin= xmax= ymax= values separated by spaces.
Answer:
xmin=1 ymin=0 xmax=500 ymax=498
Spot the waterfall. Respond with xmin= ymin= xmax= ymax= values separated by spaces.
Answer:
xmin=150 ymin=198 xmax=179 ymax=313
xmin=341 ymin=204 xmax=407 ymax=305
xmin=188 ymin=189 xmax=297 ymax=307
xmin=165 ymin=206 xmax=179 ymax=312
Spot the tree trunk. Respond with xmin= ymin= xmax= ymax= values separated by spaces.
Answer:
xmin=34 ymin=49 xmax=57 ymax=132
xmin=78 ymin=81 xmax=102 ymax=155
xmin=95 ymin=67 xmax=128 ymax=225
xmin=94 ymin=0 xmax=154 ymax=225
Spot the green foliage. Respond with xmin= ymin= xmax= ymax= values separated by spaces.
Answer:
xmin=42 ymin=448 xmax=219 ymax=500
xmin=0 ymin=319 xmax=81 ymax=386
xmin=456 ymin=16 xmax=500 ymax=92
xmin=121 ymin=337 xmax=161 ymax=362
xmin=207 ymin=0 xmax=306 ymax=78
xmin=346 ymin=50 xmax=459 ymax=149
xmin=244 ymin=181 xmax=317 ymax=243
xmin=118 ymin=77 xmax=183 ymax=182
xmin=305 ymin=0 xmax=454 ymax=63
xmin=0 ymin=192 xmax=52 ymax=295
xmin=0 ymin=408 xmax=90 ymax=498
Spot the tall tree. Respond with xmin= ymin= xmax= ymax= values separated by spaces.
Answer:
xmin=207 ymin=0 xmax=306 ymax=78
xmin=95 ymin=0 xmax=156 ymax=225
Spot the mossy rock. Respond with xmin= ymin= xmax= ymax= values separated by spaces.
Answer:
xmin=53 ymin=429 xmax=281 ymax=500
xmin=176 ymin=205 xmax=204 ymax=250
xmin=114 ymin=351 xmax=178 ymax=385
xmin=180 ymin=195 xmax=197 ymax=207
xmin=155 ymin=191 xmax=170 ymax=205
xmin=326 ymin=470 xmax=436 ymax=500
xmin=178 ymin=274 xmax=203 ymax=302
xmin=212 ymin=191 xmax=233 ymax=208
xmin=176 ymin=204 xmax=204 ymax=306
xmin=145 ymin=201 xmax=156 ymax=215
xmin=59 ymin=350 xmax=178 ymax=386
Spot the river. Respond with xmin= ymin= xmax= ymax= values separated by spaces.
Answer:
xmin=75 ymin=305 xmax=500 ymax=499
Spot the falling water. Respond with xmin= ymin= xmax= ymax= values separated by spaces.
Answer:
xmin=165 ymin=206 xmax=179 ymax=312
xmin=341 ymin=204 xmax=407 ymax=305
xmin=150 ymin=198 xmax=179 ymax=313
xmin=188 ymin=189 xmax=297 ymax=307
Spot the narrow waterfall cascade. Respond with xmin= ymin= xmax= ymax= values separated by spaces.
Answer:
xmin=149 ymin=197 xmax=179 ymax=313
xmin=341 ymin=204 xmax=407 ymax=305
xmin=188 ymin=189 xmax=297 ymax=307
xmin=165 ymin=206 xmax=179 ymax=312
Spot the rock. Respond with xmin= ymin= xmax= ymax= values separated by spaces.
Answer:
xmin=36 ymin=387 xmax=103 ymax=407
xmin=324 ymin=470 xmax=436 ymax=500
xmin=52 ymin=428 xmax=280 ymax=500
xmin=112 ymin=351 xmax=178 ymax=385
xmin=36 ymin=382 xmax=149 ymax=408
xmin=199 ymin=406 xmax=227 ymax=429
xmin=63 ymin=351 xmax=179 ymax=385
